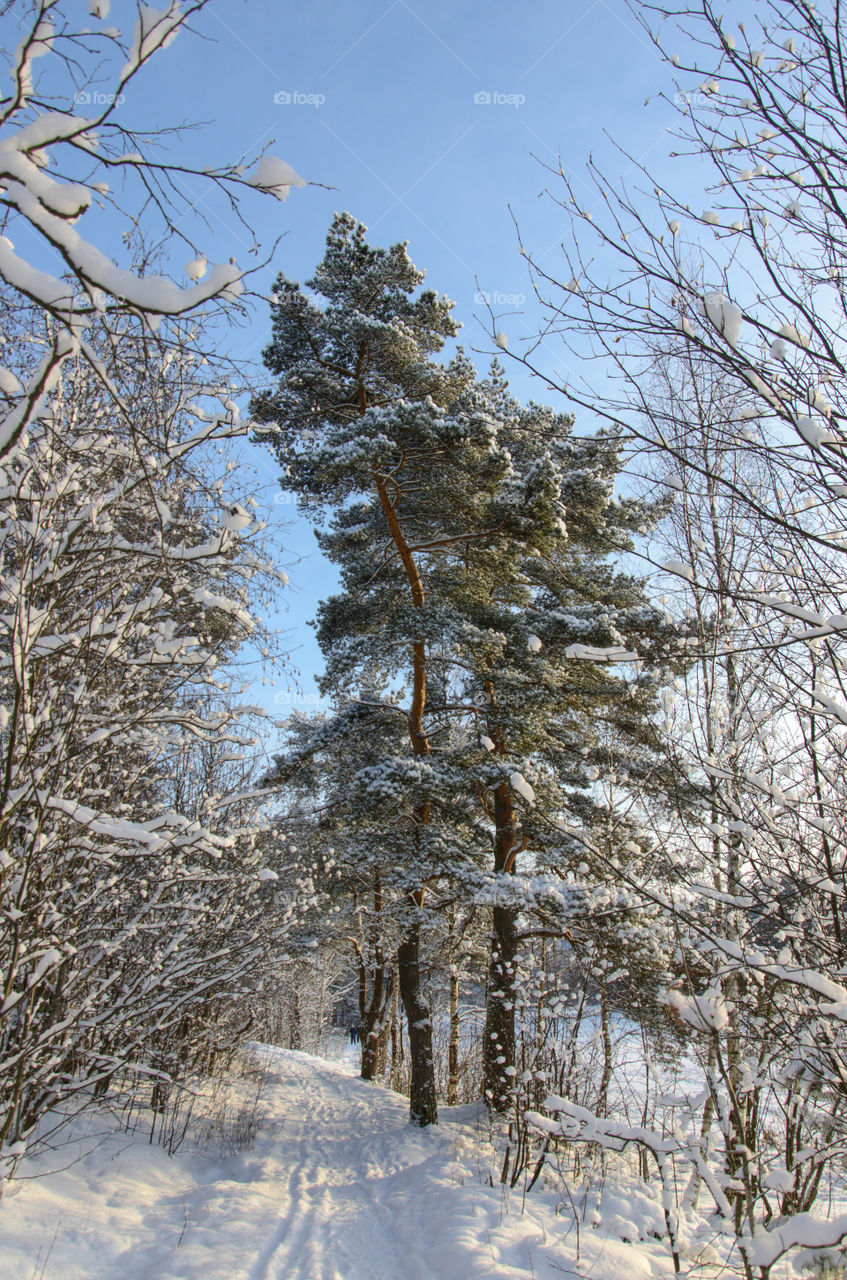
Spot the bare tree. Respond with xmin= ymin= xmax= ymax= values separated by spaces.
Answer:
xmin=0 ymin=0 xmax=307 ymax=1174
xmin=505 ymin=3 xmax=847 ymax=1273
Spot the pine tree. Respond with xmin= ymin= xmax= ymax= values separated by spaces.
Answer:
xmin=254 ymin=213 xmax=489 ymax=1124
xmin=254 ymin=213 xmax=674 ymax=1121
xmin=409 ymin=364 xmax=677 ymax=1110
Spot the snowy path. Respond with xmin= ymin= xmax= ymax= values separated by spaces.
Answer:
xmin=0 ymin=1047 xmax=672 ymax=1280
xmin=144 ymin=1047 xmax=555 ymax=1280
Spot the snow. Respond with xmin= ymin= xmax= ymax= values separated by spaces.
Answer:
xmin=221 ymin=502 xmax=251 ymax=532
xmin=661 ymin=560 xmax=695 ymax=583
xmin=747 ymin=1212 xmax=847 ymax=1268
xmin=526 ymin=633 xmax=543 ymax=652
xmin=663 ymin=986 xmax=729 ymax=1032
xmin=121 ymin=4 xmax=184 ymax=80
xmin=494 ymin=331 xmax=509 ymax=350
xmin=509 ymin=770 xmax=536 ymax=805
xmin=0 ymin=195 xmax=244 ymax=316
xmin=703 ymin=291 xmax=742 ymax=348
xmin=795 ymin=416 xmax=837 ymax=449
xmin=564 ymin=643 xmax=639 ymax=661
xmin=0 ymin=366 xmax=22 ymax=394
xmin=245 ymin=155 xmax=306 ymax=202
xmin=0 ymin=1047 xmax=677 ymax=1280
xmin=778 ymin=323 xmax=809 ymax=348
xmin=185 ymin=256 xmax=207 ymax=281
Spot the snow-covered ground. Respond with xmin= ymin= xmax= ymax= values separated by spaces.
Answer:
xmin=0 ymin=1044 xmax=677 ymax=1280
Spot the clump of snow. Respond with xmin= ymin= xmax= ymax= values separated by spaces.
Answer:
xmin=184 ymin=255 xmax=207 ymax=281
xmin=796 ymin=417 xmax=837 ymax=449
xmin=664 ymin=986 xmax=729 ymax=1032
xmin=245 ymin=155 xmax=306 ymax=202
xmin=509 ymin=770 xmax=536 ymax=805
xmin=778 ymin=323 xmax=810 ymax=348
xmin=564 ymin=643 xmax=639 ymax=661
xmin=662 ymin=560 xmax=695 ymax=582
xmin=0 ymin=367 xmax=22 ymax=395
xmin=121 ymin=4 xmax=184 ymax=81
xmin=704 ymin=291 xmax=742 ymax=348
xmin=222 ymin=502 xmax=251 ymax=532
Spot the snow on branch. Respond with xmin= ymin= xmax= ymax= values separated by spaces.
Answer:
xmin=0 ymin=0 xmax=305 ymax=461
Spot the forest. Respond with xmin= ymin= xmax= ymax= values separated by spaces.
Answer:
xmin=3 ymin=3 xmax=847 ymax=1278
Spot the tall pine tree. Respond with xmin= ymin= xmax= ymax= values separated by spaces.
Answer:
xmin=254 ymin=213 xmax=672 ymax=1121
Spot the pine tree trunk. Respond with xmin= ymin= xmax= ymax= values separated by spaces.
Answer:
xmin=360 ymin=1021 xmax=378 ymax=1079
xmin=483 ymin=904 xmax=518 ymax=1111
xmin=398 ymin=915 xmax=437 ymax=1126
xmin=361 ymin=966 xmax=393 ymax=1081
xmin=359 ymin=981 xmax=379 ymax=1078
xmin=390 ymin=984 xmax=403 ymax=1091
xmin=447 ymin=965 xmax=460 ymax=1105
xmin=372 ymin=466 xmax=438 ymax=1124
xmin=375 ymin=1015 xmax=391 ymax=1077
xmin=482 ymin=779 xmax=520 ymax=1111
xmin=356 ymin=875 xmax=394 ymax=1082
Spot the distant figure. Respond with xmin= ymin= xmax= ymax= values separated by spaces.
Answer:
xmin=349 ymin=1023 xmax=360 ymax=1045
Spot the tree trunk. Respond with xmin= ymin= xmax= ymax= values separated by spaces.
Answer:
xmin=356 ymin=875 xmax=394 ymax=1082
xmin=361 ymin=967 xmax=393 ymax=1081
xmin=447 ymin=964 xmax=460 ymax=1105
xmin=375 ymin=1010 xmax=391 ymax=1077
xmin=360 ymin=1022 xmax=377 ymax=1079
xmin=398 ymin=914 xmax=437 ymax=1126
xmin=372 ymin=463 xmax=437 ymax=1124
xmin=289 ymin=988 xmax=302 ymax=1051
xmin=482 ymin=904 xmax=518 ymax=1111
xmin=597 ymin=984 xmax=613 ymax=1117
xmin=482 ymin=779 xmax=520 ymax=1111
xmin=390 ymin=983 xmax=403 ymax=1091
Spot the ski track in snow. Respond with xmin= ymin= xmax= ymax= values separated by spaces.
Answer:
xmin=0 ymin=1046 xmax=674 ymax=1280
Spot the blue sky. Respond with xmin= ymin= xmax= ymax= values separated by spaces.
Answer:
xmin=13 ymin=0 xmax=704 ymax=715
xmin=135 ymin=0 xmax=678 ymax=389
xmin=123 ymin=0 xmax=690 ymax=713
